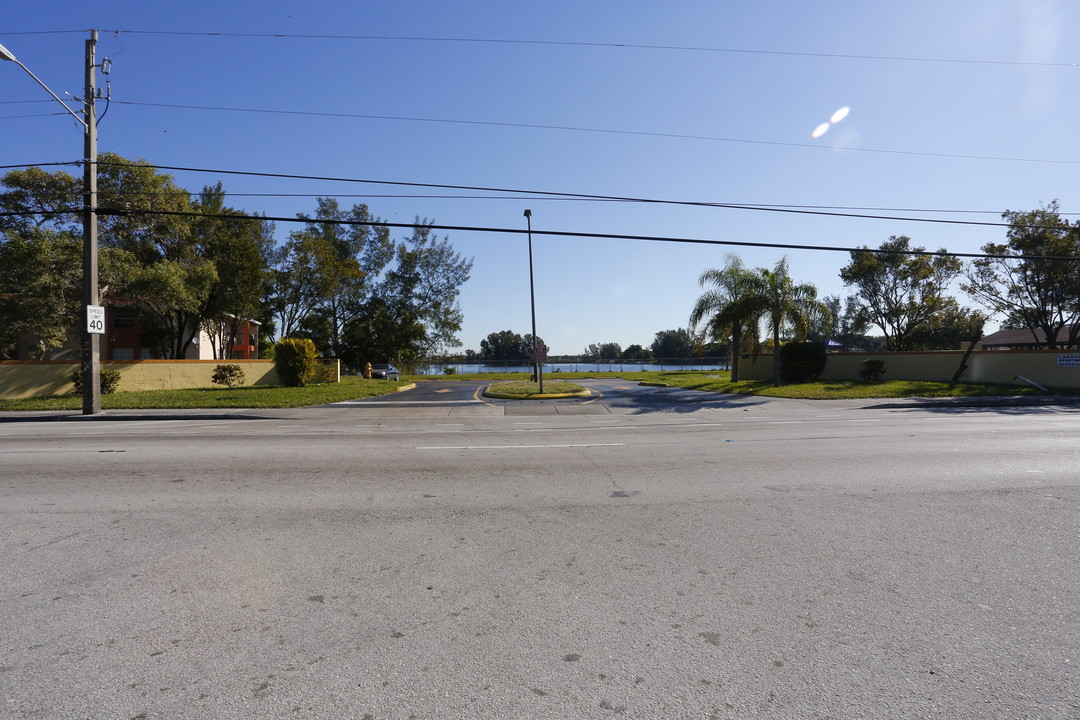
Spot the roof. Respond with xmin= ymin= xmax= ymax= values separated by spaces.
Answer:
xmin=981 ymin=326 xmax=1079 ymax=348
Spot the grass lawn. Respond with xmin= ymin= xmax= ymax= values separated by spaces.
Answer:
xmin=485 ymin=379 xmax=588 ymax=398
xmin=0 ymin=375 xmax=407 ymax=411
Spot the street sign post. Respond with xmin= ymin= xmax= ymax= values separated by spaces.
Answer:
xmin=86 ymin=305 xmax=105 ymax=335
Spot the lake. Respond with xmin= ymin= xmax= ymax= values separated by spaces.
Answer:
xmin=415 ymin=360 xmax=730 ymax=375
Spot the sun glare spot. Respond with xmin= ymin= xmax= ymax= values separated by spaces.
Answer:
xmin=830 ymin=106 xmax=850 ymax=124
xmin=811 ymin=123 xmax=830 ymax=139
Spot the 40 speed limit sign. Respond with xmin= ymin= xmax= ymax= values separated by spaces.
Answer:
xmin=86 ymin=305 xmax=105 ymax=334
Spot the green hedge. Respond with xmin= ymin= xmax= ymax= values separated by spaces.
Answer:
xmin=274 ymin=338 xmax=319 ymax=386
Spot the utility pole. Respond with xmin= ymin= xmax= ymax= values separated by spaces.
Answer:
xmin=524 ymin=209 xmax=543 ymax=393
xmin=0 ymin=30 xmax=102 ymax=413
xmin=82 ymin=29 xmax=101 ymax=415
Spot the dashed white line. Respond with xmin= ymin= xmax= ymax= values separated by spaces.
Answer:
xmin=417 ymin=443 xmax=625 ymax=450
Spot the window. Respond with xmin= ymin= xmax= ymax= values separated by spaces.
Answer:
xmin=112 ymin=347 xmax=135 ymax=360
xmin=113 ymin=308 xmax=136 ymax=329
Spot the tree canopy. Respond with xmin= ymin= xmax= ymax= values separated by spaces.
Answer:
xmin=478 ymin=330 xmax=545 ymax=363
xmin=689 ymin=254 xmax=761 ymax=381
xmin=0 ymin=159 xmax=472 ymax=364
xmin=962 ymin=202 xmax=1080 ymax=349
xmin=840 ymin=235 xmax=964 ymax=351
xmin=650 ymin=328 xmax=696 ymax=361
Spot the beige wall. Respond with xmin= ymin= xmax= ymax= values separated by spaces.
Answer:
xmin=0 ymin=359 xmax=340 ymax=399
xmin=739 ymin=350 xmax=1080 ymax=388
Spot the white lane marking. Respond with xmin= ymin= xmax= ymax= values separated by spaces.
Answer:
xmin=847 ymin=419 xmax=883 ymax=423
xmin=589 ymin=420 xmax=620 ymax=423
xmin=417 ymin=443 xmax=625 ymax=450
xmin=519 ymin=425 xmax=641 ymax=432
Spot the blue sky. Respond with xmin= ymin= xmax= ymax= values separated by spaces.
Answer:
xmin=3 ymin=1 xmax=1076 ymax=354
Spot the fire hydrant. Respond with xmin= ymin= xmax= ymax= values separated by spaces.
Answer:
xmin=363 ymin=362 xmax=372 ymax=379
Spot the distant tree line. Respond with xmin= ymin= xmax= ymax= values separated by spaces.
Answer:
xmin=460 ymin=328 xmax=722 ymax=365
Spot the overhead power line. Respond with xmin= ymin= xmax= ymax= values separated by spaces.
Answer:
xmin=113 ymin=100 xmax=1078 ymax=167
xmin=78 ymin=207 xmax=1076 ymax=262
xmin=91 ymin=159 xmax=1071 ymax=228
xmin=0 ymin=161 xmax=83 ymax=171
xmin=111 ymin=30 xmax=1080 ymax=68
xmin=4 ymin=204 xmax=1075 ymax=259
xmin=5 ymin=159 xmax=1077 ymax=225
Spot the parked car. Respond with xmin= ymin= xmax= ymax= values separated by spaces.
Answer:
xmin=370 ymin=363 xmax=400 ymax=381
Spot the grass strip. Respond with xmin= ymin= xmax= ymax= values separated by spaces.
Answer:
xmin=0 ymin=375 xmax=405 ymax=411
xmin=484 ymin=379 xmax=588 ymax=398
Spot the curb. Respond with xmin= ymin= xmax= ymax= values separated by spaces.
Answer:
xmin=483 ymin=385 xmax=592 ymax=400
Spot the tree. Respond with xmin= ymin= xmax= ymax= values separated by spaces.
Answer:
xmin=0 ymin=228 xmax=81 ymax=359
xmin=0 ymin=166 xmax=81 ymax=236
xmin=622 ymin=344 xmax=654 ymax=362
xmin=381 ymin=221 xmax=473 ymax=360
xmin=689 ymin=254 xmax=762 ymax=381
xmin=651 ymin=328 xmax=696 ymax=362
xmin=337 ymin=220 xmax=473 ymax=371
xmin=962 ymin=202 xmax=1080 ymax=349
xmin=0 ymin=167 xmax=84 ymax=359
xmin=270 ymin=210 xmax=471 ymax=367
xmin=904 ymin=301 xmax=986 ymax=351
xmin=753 ymin=258 xmax=831 ymax=386
xmin=583 ymin=342 xmax=622 ymax=360
xmin=95 ymin=153 xmax=193 ymax=265
xmin=814 ymin=294 xmax=879 ymax=351
xmin=2 ymin=158 xmax=274 ymax=359
xmin=340 ymin=296 xmax=427 ymax=371
xmin=113 ymin=253 xmax=219 ymax=359
xmin=839 ymin=236 xmax=962 ymax=351
xmin=479 ymin=330 xmax=529 ymax=362
xmin=271 ymin=198 xmax=392 ymax=354
xmin=192 ymin=184 xmax=276 ymax=359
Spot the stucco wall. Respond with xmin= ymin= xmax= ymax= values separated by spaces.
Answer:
xmin=739 ymin=350 xmax=1080 ymax=388
xmin=0 ymin=359 xmax=340 ymax=399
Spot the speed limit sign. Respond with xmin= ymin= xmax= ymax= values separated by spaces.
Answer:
xmin=86 ymin=305 xmax=105 ymax=335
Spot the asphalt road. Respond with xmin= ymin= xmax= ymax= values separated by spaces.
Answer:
xmin=2 ymin=381 xmax=1078 ymax=719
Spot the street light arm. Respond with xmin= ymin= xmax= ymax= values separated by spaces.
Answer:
xmin=0 ymin=43 xmax=88 ymax=128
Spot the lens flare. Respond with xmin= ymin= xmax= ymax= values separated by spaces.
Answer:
xmin=811 ymin=106 xmax=850 ymax=140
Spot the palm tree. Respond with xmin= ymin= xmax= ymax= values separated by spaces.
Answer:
xmin=754 ymin=258 xmax=831 ymax=386
xmin=689 ymin=255 xmax=761 ymax=382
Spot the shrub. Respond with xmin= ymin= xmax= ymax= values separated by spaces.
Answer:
xmin=779 ymin=341 xmax=827 ymax=384
xmin=859 ymin=358 xmax=887 ymax=382
xmin=321 ymin=364 xmax=337 ymax=384
xmin=274 ymin=338 xmax=319 ymax=386
xmin=442 ymin=365 xmax=457 ymax=375
xmin=212 ymin=364 xmax=246 ymax=389
xmin=70 ymin=368 xmax=122 ymax=394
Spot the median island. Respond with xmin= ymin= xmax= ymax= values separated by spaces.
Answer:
xmin=483 ymin=379 xmax=590 ymax=400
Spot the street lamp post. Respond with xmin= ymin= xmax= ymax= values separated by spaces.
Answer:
xmin=1 ymin=30 xmax=101 ymax=414
xmin=523 ymin=209 xmax=542 ymax=393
